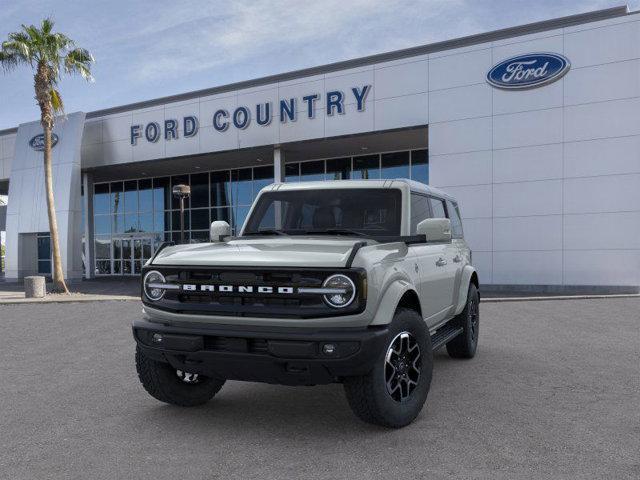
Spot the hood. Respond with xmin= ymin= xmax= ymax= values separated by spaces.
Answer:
xmin=151 ymin=237 xmax=363 ymax=268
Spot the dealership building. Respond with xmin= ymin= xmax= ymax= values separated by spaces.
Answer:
xmin=0 ymin=5 xmax=639 ymax=292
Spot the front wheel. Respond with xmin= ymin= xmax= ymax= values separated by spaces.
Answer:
xmin=135 ymin=346 xmax=225 ymax=407
xmin=343 ymin=308 xmax=433 ymax=428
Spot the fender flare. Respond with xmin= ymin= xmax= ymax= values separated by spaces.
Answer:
xmin=454 ymin=265 xmax=479 ymax=315
xmin=370 ymin=279 xmax=418 ymax=326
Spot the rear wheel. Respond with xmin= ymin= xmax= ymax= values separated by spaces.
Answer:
xmin=135 ymin=346 xmax=225 ymax=406
xmin=446 ymin=283 xmax=479 ymax=359
xmin=343 ymin=308 xmax=433 ymax=428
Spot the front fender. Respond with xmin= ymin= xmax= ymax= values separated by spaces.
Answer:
xmin=370 ymin=279 xmax=417 ymax=326
xmin=454 ymin=265 xmax=478 ymax=315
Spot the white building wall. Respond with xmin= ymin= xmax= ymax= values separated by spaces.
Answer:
xmin=428 ymin=15 xmax=640 ymax=287
xmin=2 ymin=8 xmax=639 ymax=289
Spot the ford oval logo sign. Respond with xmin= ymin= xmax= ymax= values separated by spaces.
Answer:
xmin=29 ymin=133 xmax=59 ymax=151
xmin=487 ymin=53 xmax=570 ymax=90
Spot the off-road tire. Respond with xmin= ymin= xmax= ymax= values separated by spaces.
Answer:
xmin=446 ymin=283 xmax=479 ymax=359
xmin=136 ymin=346 xmax=225 ymax=407
xmin=343 ymin=308 xmax=433 ymax=428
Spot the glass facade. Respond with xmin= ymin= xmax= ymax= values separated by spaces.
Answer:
xmin=92 ymin=148 xmax=428 ymax=275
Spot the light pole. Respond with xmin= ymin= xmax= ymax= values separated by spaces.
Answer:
xmin=172 ymin=184 xmax=191 ymax=244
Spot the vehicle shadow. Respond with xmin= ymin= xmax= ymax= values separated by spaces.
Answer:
xmin=133 ymin=352 xmax=465 ymax=437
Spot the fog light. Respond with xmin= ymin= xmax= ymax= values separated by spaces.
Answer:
xmin=322 ymin=343 xmax=336 ymax=355
xmin=152 ymin=333 xmax=163 ymax=343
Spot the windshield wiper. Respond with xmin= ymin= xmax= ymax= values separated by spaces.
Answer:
xmin=303 ymin=228 xmax=369 ymax=237
xmin=244 ymin=229 xmax=288 ymax=236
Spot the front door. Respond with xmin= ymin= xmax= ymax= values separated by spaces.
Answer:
xmin=110 ymin=235 xmax=156 ymax=275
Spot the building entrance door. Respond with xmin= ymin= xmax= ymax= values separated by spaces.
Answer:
xmin=111 ymin=234 xmax=156 ymax=275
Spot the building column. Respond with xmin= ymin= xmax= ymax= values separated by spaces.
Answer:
xmin=82 ymin=172 xmax=94 ymax=279
xmin=273 ymin=146 xmax=285 ymax=183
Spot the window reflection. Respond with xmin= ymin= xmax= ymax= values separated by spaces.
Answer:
xmin=92 ymin=149 xmax=428 ymax=275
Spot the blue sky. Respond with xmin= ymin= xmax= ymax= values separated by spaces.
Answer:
xmin=0 ymin=0 xmax=637 ymax=129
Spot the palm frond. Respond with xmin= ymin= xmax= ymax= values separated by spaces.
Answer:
xmin=50 ymin=87 xmax=64 ymax=113
xmin=64 ymin=47 xmax=94 ymax=81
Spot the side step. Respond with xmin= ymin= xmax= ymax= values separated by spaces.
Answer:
xmin=430 ymin=323 xmax=464 ymax=350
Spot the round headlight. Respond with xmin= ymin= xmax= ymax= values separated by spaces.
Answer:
xmin=143 ymin=270 xmax=166 ymax=301
xmin=322 ymin=274 xmax=356 ymax=308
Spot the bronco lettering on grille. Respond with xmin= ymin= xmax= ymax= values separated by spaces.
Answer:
xmin=181 ymin=284 xmax=295 ymax=294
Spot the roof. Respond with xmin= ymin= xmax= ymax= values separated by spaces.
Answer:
xmin=265 ymin=179 xmax=456 ymax=201
xmin=0 ymin=5 xmax=631 ymax=136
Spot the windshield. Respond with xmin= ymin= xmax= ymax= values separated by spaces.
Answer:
xmin=243 ymin=188 xmax=402 ymax=237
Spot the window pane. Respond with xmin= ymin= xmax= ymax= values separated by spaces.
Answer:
xmin=232 ymin=168 xmax=252 ymax=205
xmin=190 ymin=173 xmax=209 ymax=208
xmin=447 ymin=200 xmax=464 ymax=238
xmin=94 ymin=215 xmax=111 ymax=235
xmin=95 ymin=236 xmax=110 ymax=259
xmin=171 ymin=175 xmax=190 ymax=209
xmin=191 ymin=208 xmax=210 ymax=230
xmin=411 ymin=149 xmax=429 ymax=185
xmin=211 ymin=207 xmax=231 ymax=225
xmin=124 ymin=180 xmax=138 ymax=213
xmin=429 ymin=197 xmax=446 ymax=218
xmin=326 ymin=158 xmax=351 ymax=180
xmin=95 ymin=260 xmax=111 ymax=275
xmin=112 ymin=214 xmax=125 ymax=234
xmin=113 ymin=239 xmax=122 ymax=259
xmin=124 ymin=213 xmax=138 ymax=232
xmin=352 ymin=155 xmax=380 ymax=179
xmin=113 ymin=260 xmax=122 ymax=274
xmin=37 ymin=235 xmax=51 ymax=260
xmin=153 ymin=177 xmax=171 ymax=211
xmin=38 ymin=260 xmax=51 ymax=274
xmin=410 ymin=194 xmax=431 ymax=234
xmin=300 ymin=160 xmax=325 ymax=181
xmin=285 ymin=163 xmax=300 ymax=182
xmin=139 ymin=213 xmax=153 ymax=232
xmin=111 ymin=182 xmax=123 ymax=215
xmin=381 ymin=151 xmax=410 ymax=180
xmin=234 ymin=205 xmax=251 ymax=233
xmin=253 ymin=166 xmax=274 ymax=198
xmin=154 ymin=211 xmax=169 ymax=232
xmin=211 ymin=171 xmax=231 ymax=207
xmin=171 ymin=210 xmax=190 ymax=232
xmin=190 ymin=231 xmax=209 ymax=243
xmin=123 ymin=260 xmax=132 ymax=275
xmin=138 ymin=179 xmax=153 ymax=212
xmin=94 ymin=183 xmax=110 ymax=215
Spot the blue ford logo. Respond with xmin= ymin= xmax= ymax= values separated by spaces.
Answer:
xmin=29 ymin=133 xmax=59 ymax=151
xmin=487 ymin=53 xmax=570 ymax=90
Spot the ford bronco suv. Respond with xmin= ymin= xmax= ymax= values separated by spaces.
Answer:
xmin=133 ymin=179 xmax=479 ymax=428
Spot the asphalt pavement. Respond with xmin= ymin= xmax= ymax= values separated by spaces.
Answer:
xmin=0 ymin=298 xmax=638 ymax=479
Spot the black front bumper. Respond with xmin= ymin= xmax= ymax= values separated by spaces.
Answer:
xmin=133 ymin=319 xmax=389 ymax=386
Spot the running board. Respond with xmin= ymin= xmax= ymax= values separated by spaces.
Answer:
xmin=430 ymin=324 xmax=464 ymax=350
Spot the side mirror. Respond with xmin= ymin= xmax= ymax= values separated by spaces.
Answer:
xmin=210 ymin=221 xmax=231 ymax=242
xmin=416 ymin=218 xmax=451 ymax=243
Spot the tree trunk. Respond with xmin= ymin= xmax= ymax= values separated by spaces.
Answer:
xmin=43 ymin=123 xmax=69 ymax=294
xmin=35 ymin=65 xmax=69 ymax=294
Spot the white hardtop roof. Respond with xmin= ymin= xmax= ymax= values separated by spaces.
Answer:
xmin=264 ymin=179 xmax=456 ymax=202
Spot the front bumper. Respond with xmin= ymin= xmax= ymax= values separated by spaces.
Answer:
xmin=133 ymin=319 xmax=389 ymax=386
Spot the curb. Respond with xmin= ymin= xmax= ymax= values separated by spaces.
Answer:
xmin=0 ymin=295 xmax=140 ymax=305
xmin=481 ymin=293 xmax=640 ymax=303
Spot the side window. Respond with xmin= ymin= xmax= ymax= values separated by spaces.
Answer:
xmin=410 ymin=194 xmax=431 ymax=234
xmin=447 ymin=200 xmax=464 ymax=238
xmin=429 ymin=197 xmax=446 ymax=219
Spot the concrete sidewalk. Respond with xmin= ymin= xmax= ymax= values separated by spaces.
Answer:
xmin=0 ymin=277 xmax=140 ymax=303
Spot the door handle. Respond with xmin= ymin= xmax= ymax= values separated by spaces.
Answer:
xmin=453 ymin=255 xmax=462 ymax=263
xmin=436 ymin=257 xmax=447 ymax=267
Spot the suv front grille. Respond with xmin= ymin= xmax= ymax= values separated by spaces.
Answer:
xmin=143 ymin=266 xmax=366 ymax=319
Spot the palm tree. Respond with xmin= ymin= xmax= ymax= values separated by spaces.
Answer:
xmin=0 ymin=18 xmax=93 ymax=293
